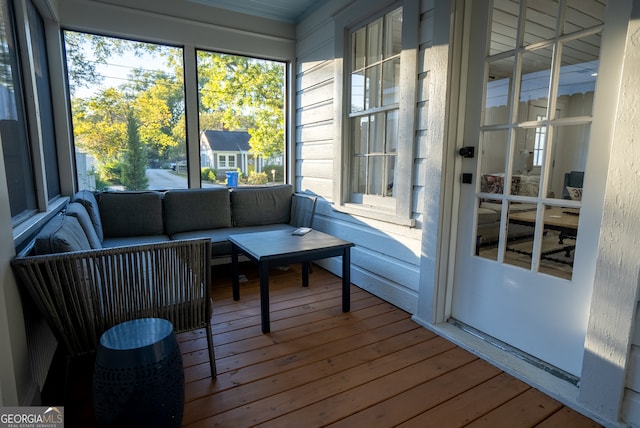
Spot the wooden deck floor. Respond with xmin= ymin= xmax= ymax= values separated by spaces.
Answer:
xmin=47 ymin=261 xmax=601 ymax=427
xmin=179 ymin=262 xmax=601 ymax=427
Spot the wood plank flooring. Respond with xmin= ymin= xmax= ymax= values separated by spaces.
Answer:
xmin=179 ymin=262 xmax=601 ymax=427
xmin=45 ymin=261 xmax=601 ymax=427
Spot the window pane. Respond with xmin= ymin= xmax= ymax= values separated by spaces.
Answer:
xmin=27 ymin=0 xmax=60 ymax=199
xmin=367 ymin=17 xmax=383 ymax=65
xmin=385 ymin=8 xmax=402 ymax=58
xmin=564 ymin=0 xmax=605 ymax=34
xmin=547 ymin=123 xmax=589 ymax=201
xmin=0 ymin=0 xmax=37 ymax=222
xmin=382 ymin=58 xmax=400 ymax=106
xmin=197 ymin=50 xmax=286 ymax=186
xmin=65 ymin=32 xmax=187 ymax=191
xmin=489 ymin=0 xmax=518 ymax=55
xmin=484 ymin=56 xmax=514 ymax=126
xmin=365 ymin=64 xmax=381 ymax=109
xmin=556 ymin=35 xmax=600 ymax=118
xmin=352 ymin=27 xmax=366 ymax=71
xmin=518 ymin=47 xmax=553 ymax=121
xmin=367 ymin=155 xmax=383 ymax=195
xmin=351 ymin=70 xmax=365 ymax=112
xmin=370 ymin=112 xmax=384 ymax=153
xmin=386 ymin=110 xmax=398 ymax=153
xmin=385 ymin=155 xmax=396 ymax=197
xmin=352 ymin=116 xmax=368 ymax=155
xmin=351 ymin=155 xmax=366 ymax=194
xmin=523 ymin=0 xmax=559 ymax=46
xmin=479 ymin=130 xmax=509 ymax=195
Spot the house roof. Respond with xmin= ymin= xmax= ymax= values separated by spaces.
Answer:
xmin=201 ymin=130 xmax=250 ymax=152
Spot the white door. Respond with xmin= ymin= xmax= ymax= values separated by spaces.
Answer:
xmin=451 ymin=0 xmax=606 ymax=377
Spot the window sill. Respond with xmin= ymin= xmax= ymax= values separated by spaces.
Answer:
xmin=13 ymin=196 xmax=69 ymax=252
xmin=333 ymin=202 xmax=416 ymax=227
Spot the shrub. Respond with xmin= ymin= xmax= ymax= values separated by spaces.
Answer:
xmin=263 ymin=164 xmax=284 ymax=182
xmin=247 ymin=171 xmax=268 ymax=185
xmin=201 ymin=167 xmax=217 ymax=182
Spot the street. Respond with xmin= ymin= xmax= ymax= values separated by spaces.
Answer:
xmin=146 ymin=168 xmax=223 ymax=190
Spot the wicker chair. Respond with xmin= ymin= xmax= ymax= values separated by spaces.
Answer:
xmin=11 ymin=237 xmax=216 ymax=378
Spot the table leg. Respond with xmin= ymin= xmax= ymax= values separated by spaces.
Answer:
xmin=302 ymin=262 xmax=309 ymax=287
xmin=342 ymin=247 xmax=351 ymax=312
xmin=231 ymin=244 xmax=240 ymax=301
xmin=259 ymin=262 xmax=270 ymax=333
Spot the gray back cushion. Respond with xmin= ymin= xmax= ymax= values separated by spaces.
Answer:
xmin=98 ymin=191 xmax=165 ymax=238
xmin=72 ymin=190 xmax=104 ymax=242
xmin=163 ymin=188 xmax=231 ymax=235
xmin=230 ymin=185 xmax=292 ymax=226
xmin=65 ymin=202 xmax=103 ymax=249
xmin=34 ymin=214 xmax=92 ymax=255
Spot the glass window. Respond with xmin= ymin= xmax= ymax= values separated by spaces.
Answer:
xmin=64 ymin=32 xmax=186 ymax=191
xmin=348 ymin=7 xmax=402 ymax=206
xmin=197 ymin=50 xmax=286 ymax=186
xmin=0 ymin=0 xmax=37 ymax=223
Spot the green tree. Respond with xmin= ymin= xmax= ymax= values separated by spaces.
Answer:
xmin=197 ymin=52 xmax=285 ymax=159
xmin=121 ymin=111 xmax=148 ymax=190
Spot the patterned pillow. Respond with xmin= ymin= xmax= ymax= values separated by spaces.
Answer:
xmin=566 ymin=186 xmax=583 ymax=201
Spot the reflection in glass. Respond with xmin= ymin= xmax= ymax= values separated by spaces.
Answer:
xmin=382 ymin=58 xmax=400 ymax=106
xmin=488 ymin=0 xmax=517 ymax=55
xmin=351 ymin=155 xmax=366 ymax=194
xmin=547 ymin=124 xmax=589 ymax=200
xmin=479 ymin=130 xmax=509 ymax=194
xmin=351 ymin=70 xmax=365 ymax=112
xmin=523 ymin=0 xmax=559 ymax=46
xmin=504 ymin=202 xmax=535 ymax=270
xmin=386 ymin=110 xmax=398 ymax=154
xmin=352 ymin=27 xmax=366 ymax=71
xmin=476 ymin=198 xmax=499 ymax=261
xmin=385 ymin=8 xmax=403 ymax=57
xmin=370 ymin=112 xmax=385 ymax=153
xmin=557 ymin=36 xmax=600 ymax=117
xmin=564 ymin=0 xmax=606 ymax=34
xmin=367 ymin=18 xmax=383 ymax=65
xmin=539 ymin=205 xmax=579 ymax=279
xmin=512 ymin=127 xmax=543 ymax=184
xmin=365 ymin=65 xmax=381 ymax=109
xmin=484 ymin=56 xmax=514 ymax=126
xmin=368 ymin=156 xmax=383 ymax=195
xmin=518 ymin=47 xmax=553 ymax=121
xmin=386 ymin=155 xmax=396 ymax=197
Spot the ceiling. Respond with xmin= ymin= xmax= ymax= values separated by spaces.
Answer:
xmin=188 ymin=0 xmax=326 ymax=24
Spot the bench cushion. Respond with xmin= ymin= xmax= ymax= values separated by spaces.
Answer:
xmin=65 ymin=202 xmax=103 ymax=249
xmin=98 ymin=191 xmax=165 ymax=238
xmin=72 ymin=190 xmax=104 ymax=242
xmin=230 ymin=185 xmax=292 ymax=227
xmin=34 ymin=214 xmax=92 ymax=255
xmin=163 ymin=188 xmax=231 ymax=235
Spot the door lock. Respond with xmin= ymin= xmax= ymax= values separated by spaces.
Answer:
xmin=458 ymin=146 xmax=475 ymax=158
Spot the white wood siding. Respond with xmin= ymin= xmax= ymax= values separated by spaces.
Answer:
xmin=295 ymin=0 xmax=435 ymax=313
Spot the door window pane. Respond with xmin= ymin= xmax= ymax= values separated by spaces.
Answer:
xmin=556 ymin=36 xmax=600 ymax=118
xmin=518 ymin=47 xmax=553 ymax=121
xmin=484 ymin=56 xmax=514 ymax=126
xmin=489 ymin=0 xmax=518 ymax=55
xmin=523 ymin=0 xmax=559 ymax=46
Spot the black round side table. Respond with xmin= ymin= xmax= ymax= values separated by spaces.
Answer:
xmin=93 ymin=318 xmax=185 ymax=428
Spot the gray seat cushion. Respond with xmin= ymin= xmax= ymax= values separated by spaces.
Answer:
xmin=34 ymin=214 xmax=92 ymax=255
xmin=230 ymin=185 xmax=292 ymax=227
xmin=163 ymin=188 xmax=231 ymax=235
xmin=65 ymin=202 xmax=103 ymax=249
xmin=102 ymin=235 xmax=171 ymax=248
xmin=72 ymin=190 xmax=104 ymax=242
xmin=98 ymin=191 xmax=165 ymax=238
xmin=171 ymin=223 xmax=296 ymax=257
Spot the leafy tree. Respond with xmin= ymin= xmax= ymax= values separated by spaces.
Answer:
xmin=121 ymin=111 xmax=148 ymax=190
xmin=197 ymin=53 xmax=285 ymax=159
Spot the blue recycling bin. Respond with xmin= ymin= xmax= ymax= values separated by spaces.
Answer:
xmin=226 ymin=171 xmax=239 ymax=187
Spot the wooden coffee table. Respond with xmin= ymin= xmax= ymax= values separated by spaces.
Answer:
xmin=229 ymin=229 xmax=355 ymax=333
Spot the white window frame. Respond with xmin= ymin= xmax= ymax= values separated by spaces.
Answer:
xmin=333 ymin=0 xmax=418 ymax=226
xmin=218 ymin=153 xmax=236 ymax=169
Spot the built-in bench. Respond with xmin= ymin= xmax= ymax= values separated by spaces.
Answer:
xmin=11 ymin=184 xmax=317 ymax=378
